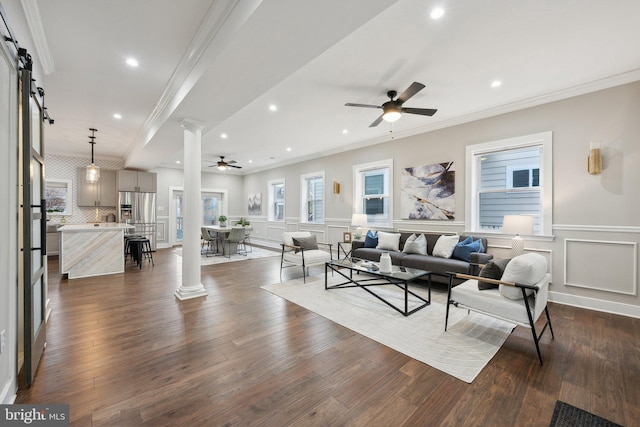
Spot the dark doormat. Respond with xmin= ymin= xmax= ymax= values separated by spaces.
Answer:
xmin=550 ymin=401 xmax=623 ymax=427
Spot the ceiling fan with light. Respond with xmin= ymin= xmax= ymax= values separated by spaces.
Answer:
xmin=208 ymin=156 xmax=242 ymax=171
xmin=345 ymin=81 xmax=437 ymax=127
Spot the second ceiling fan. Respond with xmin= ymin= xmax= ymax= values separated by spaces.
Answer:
xmin=208 ymin=156 xmax=242 ymax=171
xmin=345 ymin=81 xmax=437 ymax=127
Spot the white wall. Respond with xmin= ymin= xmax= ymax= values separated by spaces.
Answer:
xmin=44 ymin=154 xmax=125 ymax=225
xmin=244 ymin=82 xmax=640 ymax=317
xmin=0 ymin=19 xmax=18 ymax=404
xmin=153 ymin=167 xmax=245 ymax=247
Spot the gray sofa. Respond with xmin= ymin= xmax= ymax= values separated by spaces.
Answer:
xmin=351 ymin=232 xmax=492 ymax=286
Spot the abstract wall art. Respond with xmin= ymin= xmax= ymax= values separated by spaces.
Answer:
xmin=400 ymin=161 xmax=455 ymax=220
xmin=248 ymin=193 xmax=262 ymax=215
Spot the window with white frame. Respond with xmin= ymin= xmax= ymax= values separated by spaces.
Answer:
xmin=45 ymin=179 xmax=73 ymax=216
xmin=465 ymin=131 xmax=552 ymax=235
xmin=353 ymin=159 xmax=393 ymax=228
xmin=300 ymin=172 xmax=324 ymax=223
xmin=268 ymin=179 xmax=285 ymax=221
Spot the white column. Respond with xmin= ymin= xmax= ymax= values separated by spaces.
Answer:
xmin=175 ymin=119 xmax=208 ymax=300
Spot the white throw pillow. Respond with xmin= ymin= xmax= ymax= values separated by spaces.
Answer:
xmin=403 ymin=233 xmax=427 ymax=255
xmin=376 ymin=231 xmax=401 ymax=252
xmin=432 ymin=235 xmax=459 ymax=258
xmin=499 ymin=253 xmax=548 ymax=300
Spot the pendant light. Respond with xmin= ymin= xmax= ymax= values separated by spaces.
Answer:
xmin=86 ymin=128 xmax=100 ymax=183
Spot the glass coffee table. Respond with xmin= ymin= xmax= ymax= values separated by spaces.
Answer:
xmin=325 ymin=257 xmax=431 ymax=316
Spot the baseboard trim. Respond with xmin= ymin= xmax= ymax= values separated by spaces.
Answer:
xmin=250 ymin=237 xmax=280 ymax=250
xmin=0 ymin=378 xmax=17 ymax=404
xmin=549 ymin=291 xmax=640 ymax=319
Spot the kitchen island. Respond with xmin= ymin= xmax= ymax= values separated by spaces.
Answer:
xmin=58 ymin=223 xmax=134 ymax=279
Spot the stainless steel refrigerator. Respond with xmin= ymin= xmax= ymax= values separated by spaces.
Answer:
xmin=118 ymin=191 xmax=157 ymax=250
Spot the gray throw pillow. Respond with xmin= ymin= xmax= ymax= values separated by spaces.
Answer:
xmin=292 ymin=235 xmax=318 ymax=253
xmin=478 ymin=258 xmax=510 ymax=290
xmin=403 ymin=233 xmax=427 ymax=255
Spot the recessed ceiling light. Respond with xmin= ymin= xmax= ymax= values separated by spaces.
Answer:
xmin=248 ymin=160 xmax=253 ymax=163
xmin=220 ymin=133 xmax=228 ymax=139
xmin=126 ymin=58 xmax=139 ymax=67
xmin=269 ymin=104 xmax=278 ymax=112
xmin=430 ymin=7 xmax=445 ymax=20
xmin=113 ymin=113 xmax=122 ymax=119
xmin=286 ymin=147 xmax=292 ymax=152
xmin=491 ymin=80 xmax=502 ymax=88
xmin=176 ymin=160 xmax=181 ymax=164
xmin=342 ymin=129 xmax=348 ymax=134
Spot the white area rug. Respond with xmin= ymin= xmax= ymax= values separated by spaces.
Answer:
xmin=261 ymin=275 xmax=515 ymax=383
xmin=173 ymin=246 xmax=279 ymax=265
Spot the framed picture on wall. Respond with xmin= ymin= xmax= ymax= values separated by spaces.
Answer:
xmin=343 ymin=231 xmax=352 ymax=243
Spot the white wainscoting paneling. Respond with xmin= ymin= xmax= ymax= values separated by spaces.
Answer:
xmin=286 ymin=222 xmax=299 ymax=232
xmin=248 ymin=219 xmax=266 ymax=238
xmin=327 ymin=224 xmax=350 ymax=246
xmin=267 ymin=224 xmax=286 ymax=241
xmin=157 ymin=216 xmax=169 ymax=248
xmin=564 ymin=238 xmax=638 ymax=296
xmin=298 ymin=226 xmax=326 ymax=244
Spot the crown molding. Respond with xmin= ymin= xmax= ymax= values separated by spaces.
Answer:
xmin=20 ymin=0 xmax=54 ymax=75
xmin=130 ymin=0 xmax=261 ymax=158
xmin=371 ymin=69 xmax=640 ymax=145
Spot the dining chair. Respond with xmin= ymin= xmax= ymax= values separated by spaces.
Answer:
xmin=200 ymin=227 xmax=218 ymax=256
xmin=242 ymin=226 xmax=253 ymax=253
xmin=222 ymin=227 xmax=247 ymax=258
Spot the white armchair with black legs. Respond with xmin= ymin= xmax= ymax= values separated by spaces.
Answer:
xmin=445 ymin=252 xmax=554 ymax=365
xmin=280 ymin=231 xmax=333 ymax=282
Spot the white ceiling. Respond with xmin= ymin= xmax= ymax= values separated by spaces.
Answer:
xmin=24 ymin=0 xmax=640 ymax=174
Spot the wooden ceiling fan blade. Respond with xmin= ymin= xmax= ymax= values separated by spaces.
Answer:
xmin=397 ymin=82 xmax=425 ymax=104
xmin=227 ymin=159 xmax=237 ymax=164
xmin=228 ymin=164 xmax=242 ymax=168
xmin=345 ymin=103 xmax=382 ymax=109
xmin=402 ymin=107 xmax=437 ymax=116
xmin=369 ymin=115 xmax=384 ymax=127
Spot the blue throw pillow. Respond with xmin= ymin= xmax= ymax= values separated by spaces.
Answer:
xmin=458 ymin=236 xmax=472 ymax=245
xmin=452 ymin=238 xmax=484 ymax=262
xmin=364 ymin=230 xmax=378 ymax=248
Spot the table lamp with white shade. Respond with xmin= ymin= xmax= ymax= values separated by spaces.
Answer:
xmin=351 ymin=213 xmax=368 ymax=240
xmin=502 ymin=215 xmax=534 ymax=257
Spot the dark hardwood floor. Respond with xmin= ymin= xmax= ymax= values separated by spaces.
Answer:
xmin=15 ymin=248 xmax=640 ymax=426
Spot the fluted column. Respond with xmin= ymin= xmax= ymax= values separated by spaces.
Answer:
xmin=174 ymin=119 xmax=208 ymax=300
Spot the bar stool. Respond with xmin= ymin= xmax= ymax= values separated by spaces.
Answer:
xmin=124 ymin=234 xmax=144 ymax=261
xmin=127 ymin=237 xmax=154 ymax=269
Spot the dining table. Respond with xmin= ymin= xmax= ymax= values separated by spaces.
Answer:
xmin=202 ymin=225 xmax=238 ymax=255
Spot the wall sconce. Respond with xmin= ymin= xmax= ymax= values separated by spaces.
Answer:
xmin=588 ymin=142 xmax=602 ymax=175
xmin=333 ymin=181 xmax=341 ymax=194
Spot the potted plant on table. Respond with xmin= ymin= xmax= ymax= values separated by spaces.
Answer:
xmin=235 ymin=217 xmax=250 ymax=226
xmin=218 ymin=215 xmax=228 ymax=227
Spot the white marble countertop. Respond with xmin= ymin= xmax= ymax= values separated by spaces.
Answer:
xmin=58 ymin=223 xmax=134 ymax=232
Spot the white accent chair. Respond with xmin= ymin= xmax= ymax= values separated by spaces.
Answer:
xmin=445 ymin=253 xmax=554 ymax=365
xmin=280 ymin=231 xmax=333 ymax=282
